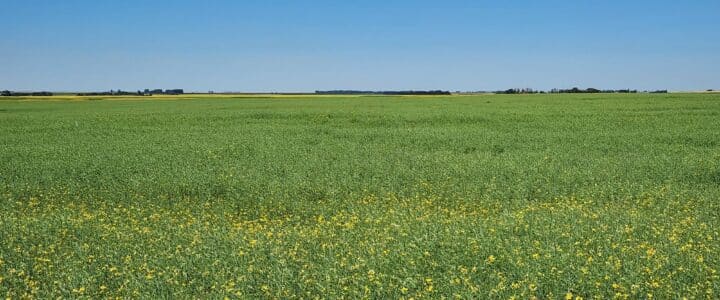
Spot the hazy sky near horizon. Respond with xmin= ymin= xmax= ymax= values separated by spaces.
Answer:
xmin=1 ymin=0 xmax=718 ymax=92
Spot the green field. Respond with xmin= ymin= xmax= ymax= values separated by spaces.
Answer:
xmin=1 ymin=93 xmax=719 ymax=298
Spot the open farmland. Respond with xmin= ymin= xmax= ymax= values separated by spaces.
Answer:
xmin=1 ymin=93 xmax=719 ymax=298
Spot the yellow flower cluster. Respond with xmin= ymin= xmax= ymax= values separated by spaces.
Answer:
xmin=1 ymin=189 xmax=717 ymax=298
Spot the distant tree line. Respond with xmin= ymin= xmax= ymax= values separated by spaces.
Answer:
xmin=1 ymin=89 xmax=186 ymax=97
xmin=315 ymin=90 xmax=451 ymax=95
xmin=492 ymin=87 xmax=668 ymax=94
xmin=1 ymin=90 xmax=53 ymax=96
xmin=493 ymin=88 xmax=545 ymax=94
xmin=77 ymin=90 xmax=143 ymax=96
xmin=549 ymin=87 xmax=639 ymax=94
xmin=0 ymin=88 xmax=678 ymax=97
xmin=148 ymin=89 xmax=184 ymax=95
xmin=76 ymin=89 xmax=184 ymax=96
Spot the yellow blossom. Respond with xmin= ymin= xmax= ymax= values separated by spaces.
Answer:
xmin=487 ymin=255 xmax=496 ymax=264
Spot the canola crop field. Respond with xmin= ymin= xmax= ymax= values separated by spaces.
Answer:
xmin=1 ymin=93 xmax=719 ymax=298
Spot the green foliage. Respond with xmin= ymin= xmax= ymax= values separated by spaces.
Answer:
xmin=1 ymin=93 xmax=719 ymax=298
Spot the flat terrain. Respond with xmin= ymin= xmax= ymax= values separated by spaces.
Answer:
xmin=1 ymin=93 xmax=719 ymax=298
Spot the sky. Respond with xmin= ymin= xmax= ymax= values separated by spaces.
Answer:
xmin=1 ymin=0 xmax=718 ymax=92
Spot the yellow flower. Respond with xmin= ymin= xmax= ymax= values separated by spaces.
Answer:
xmin=424 ymin=278 xmax=434 ymax=292
xmin=646 ymin=248 xmax=656 ymax=257
xmin=565 ymin=292 xmax=573 ymax=300
xmin=487 ymin=255 xmax=496 ymax=264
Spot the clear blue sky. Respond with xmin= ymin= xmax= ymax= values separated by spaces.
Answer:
xmin=1 ymin=0 xmax=718 ymax=92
